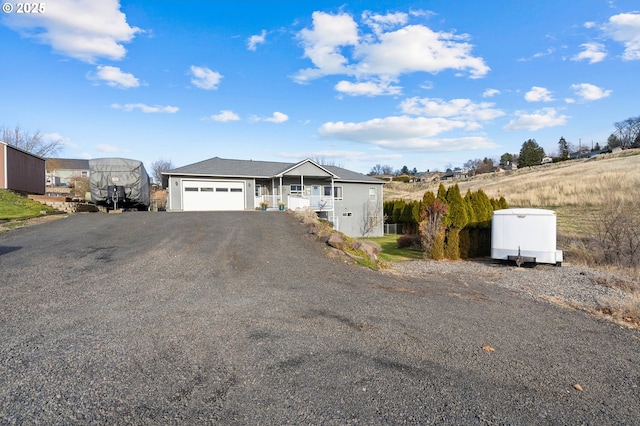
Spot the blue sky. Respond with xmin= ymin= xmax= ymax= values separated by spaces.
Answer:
xmin=1 ymin=0 xmax=639 ymax=174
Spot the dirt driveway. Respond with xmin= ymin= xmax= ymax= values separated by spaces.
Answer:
xmin=1 ymin=211 xmax=639 ymax=424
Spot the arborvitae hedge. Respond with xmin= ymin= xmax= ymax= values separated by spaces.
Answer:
xmin=386 ymin=187 xmax=509 ymax=260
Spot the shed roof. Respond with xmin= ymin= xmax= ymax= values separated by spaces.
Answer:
xmin=46 ymin=158 xmax=90 ymax=170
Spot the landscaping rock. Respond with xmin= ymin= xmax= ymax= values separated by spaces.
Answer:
xmin=327 ymin=232 xmax=346 ymax=250
xmin=353 ymin=240 xmax=381 ymax=261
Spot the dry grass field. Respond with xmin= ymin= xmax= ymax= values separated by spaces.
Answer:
xmin=384 ymin=149 xmax=640 ymax=272
xmin=384 ymin=149 xmax=640 ymax=324
xmin=384 ymin=149 xmax=640 ymax=236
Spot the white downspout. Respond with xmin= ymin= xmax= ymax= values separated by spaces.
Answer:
xmin=331 ymin=177 xmax=336 ymax=230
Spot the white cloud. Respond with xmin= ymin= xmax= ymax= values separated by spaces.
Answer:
xmin=265 ymin=112 xmax=289 ymax=123
xmin=525 ymin=86 xmax=554 ymax=102
xmin=572 ymin=43 xmax=607 ymax=63
xmin=253 ymin=112 xmax=289 ymax=123
xmin=248 ymin=30 xmax=267 ymax=51
xmin=334 ymin=79 xmax=402 ymax=96
xmin=603 ymin=12 xmax=640 ymax=60
xmin=361 ymin=11 xmax=408 ymax=35
xmin=190 ymin=66 xmax=222 ymax=90
xmin=92 ymin=65 xmax=139 ymax=88
xmin=318 ymin=116 xmax=497 ymax=152
xmin=482 ymin=88 xmax=500 ymax=98
xmin=111 ymin=103 xmax=179 ymax=113
xmin=295 ymin=11 xmax=359 ymax=82
xmin=294 ymin=10 xmax=489 ymax=90
xmin=96 ymin=143 xmax=128 ymax=153
xmin=503 ymin=108 xmax=568 ymax=131
xmin=518 ymin=47 xmax=555 ymax=62
xmin=571 ymin=83 xmax=612 ymax=101
xmin=400 ymin=97 xmax=504 ymax=121
xmin=208 ymin=110 xmax=240 ymax=122
xmin=3 ymin=0 xmax=140 ymax=63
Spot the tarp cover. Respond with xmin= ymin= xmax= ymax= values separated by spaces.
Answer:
xmin=89 ymin=158 xmax=150 ymax=207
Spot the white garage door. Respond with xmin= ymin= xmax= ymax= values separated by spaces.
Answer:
xmin=183 ymin=180 xmax=245 ymax=211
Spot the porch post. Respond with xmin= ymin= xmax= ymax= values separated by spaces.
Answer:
xmin=279 ymin=176 xmax=283 ymax=205
xmin=271 ymin=179 xmax=275 ymax=207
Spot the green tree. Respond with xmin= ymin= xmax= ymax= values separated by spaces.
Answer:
xmin=444 ymin=184 xmax=468 ymax=260
xmin=558 ymin=136 xmax=570 ymax=160
xmin=437 ymin=183 xmax=447 ymax=202
xmin=518 ymin=139 xmax=545 ymax=167
xmin=445 ymin=184 xmax=468 ymax=229
xmin=499 ymin=152 xmax=514 ymax=167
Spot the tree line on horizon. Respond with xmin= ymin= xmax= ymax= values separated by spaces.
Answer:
xmin=368 ymin=114 xmax=640 ymax=178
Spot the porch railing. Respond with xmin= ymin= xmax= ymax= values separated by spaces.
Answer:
xmin=255 ymin=195 xmax=282 ymax=208
xmin=256 ymin=194 xmax=334 ymax=210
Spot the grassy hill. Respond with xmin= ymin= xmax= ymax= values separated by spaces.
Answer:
xmin=383 ymin=149 xmax=640 ymax=242
xmin=0 ymin=190 xmax=57 ymax=221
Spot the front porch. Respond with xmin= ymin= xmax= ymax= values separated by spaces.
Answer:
xmin=254 ymin=194 xmax=334 ymax=212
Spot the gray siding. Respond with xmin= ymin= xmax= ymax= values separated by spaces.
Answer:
xmin=333 ymin=182 xmax=384 ymax=237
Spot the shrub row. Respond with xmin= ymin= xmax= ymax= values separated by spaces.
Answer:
xmin=387 ymin=184 xmax=508 ymax=260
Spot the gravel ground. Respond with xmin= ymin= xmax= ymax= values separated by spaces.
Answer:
xmin=389 ymin=260 xmax=639 ymax=322
xmin=1 ymin=212 xmax=639 ymax=424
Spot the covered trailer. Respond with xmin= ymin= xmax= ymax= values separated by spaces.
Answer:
xmin=491 ymin=208 xmax=563 ymax=266
xmin=89 ymin=158 xmax=150 ymax=210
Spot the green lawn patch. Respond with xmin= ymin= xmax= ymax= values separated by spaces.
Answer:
xmin=363 ymin=234 xmax=423 ymax=263
xmin=0 ymin=190 xmax=56 ymax=220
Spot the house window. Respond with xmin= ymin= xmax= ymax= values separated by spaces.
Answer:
xmin=369 ymin=187 xmax=377 ymax=201
xmin=230 ymin=188 xmax=242 ymax=192
xmin=81 ymin=170 xmax=88 ymax=178
xmin=324 ymin=185 xmax=343 ymax=200
xmin=185 ymin=187 xmax=198 ymax=192
xmin=216 ymin=187 xmax=229 ymax=192
xmin=290 ymin=184 xmax=303 ymax=195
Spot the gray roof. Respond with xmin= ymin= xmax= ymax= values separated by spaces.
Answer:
xmin=166 ymin=157 xmax=383 ymax=184
xmin=46 ymin=158 xmax=90 ymax=170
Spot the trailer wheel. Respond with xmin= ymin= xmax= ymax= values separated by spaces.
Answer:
xmin=555 ymin=261 xmax=562 ymax=267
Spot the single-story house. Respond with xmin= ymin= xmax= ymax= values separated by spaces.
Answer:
xmin=163 ymin=157 xmax=385 ymax=237
xmin=0 ymin=141 xmax=45 ymax=194
xmin=46 ymin=158 xmax=91 ymax=186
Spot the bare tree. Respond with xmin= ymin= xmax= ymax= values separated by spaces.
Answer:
xmin=612 ymin=115 xmax=640 ymax=149
xmin=1 ymin=126 xmax=62 ymax=157
xmin=369 ymin=164 xmax=383 ymax=175
xmin=150 ymin=158 xmax=174 ymax=186
xmin=360 ymin=200 xmax=382 ymax=237
xmin=591 ymin=193 xmax=640 ymax=270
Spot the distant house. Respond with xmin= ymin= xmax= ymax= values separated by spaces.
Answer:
xmin=0 ymin=141 xmax=45 ymax=194
xmin=440 ymin=168 xmax=469 ymax=181
xmin=46 ymin=158 xmax=90 ymax=186
xmin=541 ymin=156 xmax=553 ymax=164
xmin=416 ymin=171 xmax=443 ymax=182
xmin=163 ymin=157 xmax=385 ymax=237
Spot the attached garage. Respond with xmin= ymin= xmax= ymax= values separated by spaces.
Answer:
xmin=182 ymin=180 xmax=245 ymax=211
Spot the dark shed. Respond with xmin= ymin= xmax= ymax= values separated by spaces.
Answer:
xmin=1 ymin=141 xmax=45 ymax=194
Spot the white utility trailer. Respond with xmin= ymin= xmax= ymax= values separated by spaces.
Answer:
xmin=491 ymin=208 xmax=563 ymax=266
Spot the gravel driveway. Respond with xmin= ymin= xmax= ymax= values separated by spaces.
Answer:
xmin=1 ymin=211 xmax=639 ymax=424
